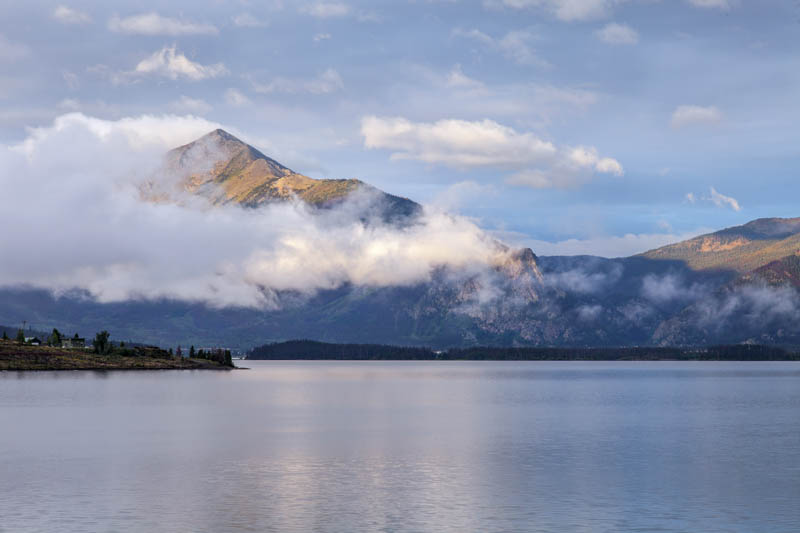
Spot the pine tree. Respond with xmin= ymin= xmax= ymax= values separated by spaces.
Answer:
xmin=48 ymin=328 xmax=62 ymax=347
xmin=2 ymin=330 xmax=8 ymax=341
xmin=93 ymin=330 xmax=111 ymax=354
xmin=15 ymin=329 xmax=25 ymax=344
xmin=189 ymin=345 xmax=195 ymax=358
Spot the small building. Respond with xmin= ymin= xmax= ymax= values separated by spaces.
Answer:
xmin=25 ymin=337 xmax=42 ymax=346
xmin=61 ymin=336 xmax=86 ymax=349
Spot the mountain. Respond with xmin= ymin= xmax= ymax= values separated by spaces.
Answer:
xmin=641 ymin=217 xmax=800 ymax=273
xmin=742 ymin=253 xmax=800 ymax=288
xmin=4 ymin=128 xmax=800 ymax=349
xmin=3 ymin=215 xmax=799 ymax=349
xmin=156 ymin=129 xmax=420 ymax=221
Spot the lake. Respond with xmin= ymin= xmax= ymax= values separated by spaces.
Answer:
xmin=1 ymin=361 xmax=799 ymax=532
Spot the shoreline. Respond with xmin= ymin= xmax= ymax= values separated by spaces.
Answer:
xmin=0 ymin=342 xmax=235 ymax=371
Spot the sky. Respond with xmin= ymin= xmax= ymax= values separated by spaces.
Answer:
xmin=1 ymin=0 xmax=800 ymax=258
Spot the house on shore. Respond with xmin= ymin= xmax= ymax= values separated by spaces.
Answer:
xmin=61 ymin=335 xmax=86 ymax=349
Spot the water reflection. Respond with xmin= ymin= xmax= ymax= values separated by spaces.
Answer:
xmin=1 ymin=361 xmax=798 ymax=532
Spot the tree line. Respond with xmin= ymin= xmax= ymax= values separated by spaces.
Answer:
xmin=247 ymin=340 xmax=800 ymax=361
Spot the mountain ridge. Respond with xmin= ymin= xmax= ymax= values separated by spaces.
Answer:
xmin=160 ymin=129 xmax=421 ymax=221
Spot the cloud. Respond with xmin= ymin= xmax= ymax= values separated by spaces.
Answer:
xmin=224 ymin=88 xmax=252 ymax=107
xmin=686 ymin=0 xmax=730 ymax=8
xmin=577 ymin=304 xmax=603 ymax=321
xmin=62 ymin=70 xmax=80 ymax=90
xmin=685 ymin=187 xmax=741 ymax=211
xmin=53 ymin=5 xmax=92 ymax=24
xmin=453 ymin=28 xmax=546 ymax=67
xmin=670 ymin=105 xmax=723 ymax=128
xmin=445 ymin=64 xmax=484 ymax=90
xmin=313 ymin=33 xmax=332 ymax=42
xmin=485 ymin=0 xmax=615 ymax=21
xmin=251 ymin=69 xmax=344 ymax=94
xmin=595 ymin=22 xmax=638 ymax=45
xmin=132 ymin=46 xmax=228 ymax=81
xmin=109 ymin=13 xmax=218 ymax=35
xmin=170 ymin=96 xmax=212 ymax=114
xmin=0 ymin=113 xmax=520 ymax=309
xmin=0 ymin=35 xmax=31 ymax=62
xmin=641 ymin=273 xmax=708 ymax=304
xmin=362 ymin=116 xmax=622 ymax=189
xmin=708 ymin=186 xmax=741 ymax=211
xmin=232 ymin=13 xmax=267 ymax=27
xmin=300 ymin=2 xmax=351 ymax=17
xmin=511 ymin=228 xmax=711 ymax=257
xmin=544 ymin=262 xmax=623 ymax=293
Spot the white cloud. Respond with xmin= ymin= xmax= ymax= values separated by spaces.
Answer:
xmin=453 ymin=28 xmax=546 ymax=66
xmin=0 ymin=35 xmax=31 ymax=62
xmin=0 ymin=113 xmax=522 ymax=308
xmin=52 ymin=5 xmax=92 ymax=24
xmin=362 ymin=116 xmax=622 ymax=189
xmin=444 ymin=65 xmax=484 ymax=90
xmin=170 ymin=96 xmax=212 ymax=114
xmin=516 ymin=229 xmax=711 ymax=258
xmin=109 ymin=13 xmax=218 ymax=35
xmin=708 ymin=187 xmax=741 ymax=211
xmin=133 ymin=46 xmax=228 ymax=81
xmin=670 ymin=105 xmax=723 ymax=128
xmin=251 ymin=69 xmax=344 ymax=94
xmin=313 ymin=33 xmax=332 ymax=42
xmin=232 ymin=13 xmax=267 ymax=27
xmin=686 ymin=0 xmax=730 ymax=8
xmin=685 ymin=187 xmax=741 ymax=211
xmin=224 ymin=88 xmax=252 ymax=107
xmin=596 ymin=22 xmax=638 ymax=45
xmin=300 ymin=2 xmax=351 ymax=17
xmin=485 ymin=0 xmax=615 ymax=21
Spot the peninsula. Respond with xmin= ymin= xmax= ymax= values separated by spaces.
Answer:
xmin=0 ymin=337 xmax=234 ymax=371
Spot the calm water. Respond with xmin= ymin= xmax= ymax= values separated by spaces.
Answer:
xmin=1 ymin=361 xmax=799 ymax=533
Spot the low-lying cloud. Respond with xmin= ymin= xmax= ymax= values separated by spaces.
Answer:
xmin=0 ymin=113 xmax=519 ymax=309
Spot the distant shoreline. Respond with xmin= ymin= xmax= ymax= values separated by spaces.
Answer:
xmin=246 ymin=340 xmax=800 ymax=362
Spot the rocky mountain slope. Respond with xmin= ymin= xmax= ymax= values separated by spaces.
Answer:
xmin=153 ymin=129 xmax=420 ymax=221
xmin=641 ymin=217 xmax=800 ymax=273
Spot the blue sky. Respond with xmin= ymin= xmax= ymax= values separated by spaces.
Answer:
xmin=2 ymin=0 xmax=799 ymax=257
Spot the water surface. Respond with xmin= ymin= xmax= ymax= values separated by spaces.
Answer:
xmin=1 ymin=361 xmax=799 ymax=532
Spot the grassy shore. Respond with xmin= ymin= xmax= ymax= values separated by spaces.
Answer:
xmin=0 ymin=340 xmax=233 ymax=371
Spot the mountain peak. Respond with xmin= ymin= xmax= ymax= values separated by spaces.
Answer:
xmin=201 ymin=128 xmax=246 ymax=145
xmin=160 ymin=130 xmax=421 ymax=219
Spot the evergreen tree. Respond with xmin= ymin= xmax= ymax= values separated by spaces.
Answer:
xmin=15 ymin=329 xmax=25 ymax=344
xmin=48 ymin=328 xmax=62 ymax=347
xmin=93 ymin=330 xmax=111 ymax=354
xmin=189 ymin=345 xmax=195 ymax=358
xmin=2 ymin=330 xmax=8 ymax=341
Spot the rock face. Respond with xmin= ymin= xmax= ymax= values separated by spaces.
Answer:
xmin=158 ymin=129 xmax=421 ymax=221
